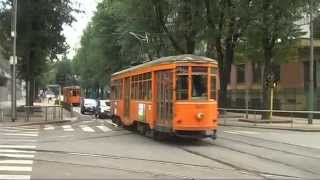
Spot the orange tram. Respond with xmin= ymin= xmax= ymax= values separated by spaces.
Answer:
xmin=110 ymin=54 xmax=219 ymax=139
xmin=63 ymin=86 xmax=81 ymax=106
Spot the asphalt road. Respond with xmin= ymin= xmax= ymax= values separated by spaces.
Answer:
xmin=0 ymin=111 xmax=320 ymax=179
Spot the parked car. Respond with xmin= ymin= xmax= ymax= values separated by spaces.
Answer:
xmin=95 ymin=100 xmax=111 ymax=119
xmin=80 ymin=98 xmax=97 ymax=114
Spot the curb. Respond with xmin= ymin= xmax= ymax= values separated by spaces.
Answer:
xmin=9 ymin=120 xmax=71 ymax=127
xmin=219 ymin=123 xmax=320 ymax=132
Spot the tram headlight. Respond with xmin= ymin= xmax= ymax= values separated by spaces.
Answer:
xmin=196 ymin=112 xmax=204 ymax=120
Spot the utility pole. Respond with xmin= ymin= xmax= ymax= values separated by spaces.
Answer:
xmin=308 ymin=0 xmax=314 ymax=124
xmin=11 ymin=0 xmax=17 ymax=122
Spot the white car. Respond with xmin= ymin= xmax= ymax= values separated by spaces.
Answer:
xmin=95 ymin=100 xmax=111 ymax=118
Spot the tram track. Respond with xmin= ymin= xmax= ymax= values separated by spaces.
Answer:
xmin=178 ymin=146 xmax=303 ymax=179
xmin=174 ymin=136 xmax=319 ymax=179
xmin=217 ymin=136 xmax=320 ymax=160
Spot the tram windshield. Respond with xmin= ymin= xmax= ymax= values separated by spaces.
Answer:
xmin=176 ymin=66 xmax=212 ymax=100
xmin=191 ymin=67 xmax=208 ymax=100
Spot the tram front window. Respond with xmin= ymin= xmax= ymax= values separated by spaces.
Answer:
xmin=192 ymin=75 xmax=208 ymax=99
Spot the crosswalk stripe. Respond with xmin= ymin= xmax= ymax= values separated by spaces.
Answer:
xmin=5 ymin=127 xmax=38 ymax=131
xmin=2 ymin=133 xmax=38 ymax=137
xmin=0 ymin=129 xmax=38 ymax=133
xmin=0 ymin=139 xmax=37 ymax=142
xmin=0 ymin=153 xmax=34 ymax=158
xmin=0 ymin=166 xmax=32 ymax=172
xmin=62 ymin=125 xmax=74 ymax=131
xmin=96 ymin=125 xmax=111 ymax=132
xmin=0 ymin=145 xmax=36 ymax=149
xmin=44 ymin=125 xmax=54 ymax=130
xmin=0 ymin=160 xmax=33 ymax=165
xmin=80 ymin=125 xmax=95 ymax=132
xmin=105 ymin=120 xmax=118 ymax=127
xmin=0 ymin=149 xmax=35 ymax=154
xmin=0 ymin=175 xmax=30 ymax=180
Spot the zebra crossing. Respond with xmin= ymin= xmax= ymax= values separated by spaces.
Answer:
xmin=0 ymin=126 xmax=39 ymax=180
xmin=42 ymin=124 xmax=113 ymax=133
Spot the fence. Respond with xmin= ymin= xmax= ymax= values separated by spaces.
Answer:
xmin=0 ymin=105 xmax=63 ymax=122
xmin=225 ymin=88 xmax=320 ymax=111
xmin=219 ymin=108 xmax=320 ymax=126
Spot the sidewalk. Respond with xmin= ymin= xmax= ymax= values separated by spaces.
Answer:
xmin=0 ymin=101 xmax=77 ymax=127
xmin=219 ymin=112 xmax=320 ymax=132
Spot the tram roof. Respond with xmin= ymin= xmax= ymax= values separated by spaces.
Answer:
xmin=63 ymin=86 xmax=80 ymax=89
xmin=112 ymin=54 xmax=217 ymax=76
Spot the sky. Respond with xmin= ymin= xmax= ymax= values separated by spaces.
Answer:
xmin=63 ymin=0 xmax=100 ymax=59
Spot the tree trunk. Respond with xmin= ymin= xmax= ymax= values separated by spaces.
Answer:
xmin=261 ymin=47 xmax=273 ymax=119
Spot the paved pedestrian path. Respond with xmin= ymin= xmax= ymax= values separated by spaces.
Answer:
xmin=0 ymin=126 xmax=39 ymax=180
xmin=219 ymin=112 xmax=320 ymax=131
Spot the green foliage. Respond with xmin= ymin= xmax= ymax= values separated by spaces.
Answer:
xmin=0 ymin=0 xmax=76 ymax=79
xmin=0 ymin=0 xmax=77 ymax=105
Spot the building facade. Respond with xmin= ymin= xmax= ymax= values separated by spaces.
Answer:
xmin=227 ymin=39 xmax=320 ymax=111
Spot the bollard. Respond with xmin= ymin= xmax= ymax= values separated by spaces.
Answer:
xmin=70 ymin=104 xmax=73 ymax=117
xmin=60 ymin=106 xmax=63 ymax=121
xmin=290 ymin=112 xmax=293 ymax=128
xmin=0 ymin=111 xmax=3 ymax=121
xmin=45 ymin=106 xmax=48 ymax=121
xmin=53 ymin=106 xmax=56 ymax=120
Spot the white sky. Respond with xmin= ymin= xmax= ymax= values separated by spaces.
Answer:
xmin=63 ymin=0 xmax=100 ymax=59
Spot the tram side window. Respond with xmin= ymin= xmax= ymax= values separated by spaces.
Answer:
xmin=176 ymin=66 xmax=189 ymax=100
xmin=210 ymin=76 xmax=217 ymax=100
xmin=131 ymin=73 xmax=152 ymax=101
xmin=210 ymin=67 xmax=217 ymax=100
xmin=111 ymin=80 xmax=122 ymax=100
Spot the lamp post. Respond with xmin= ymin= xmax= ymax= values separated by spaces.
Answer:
xmin=308 ymin=0 xmax=314 ymax=124
xmin=11 ymin=0 xmax=18 ymax=122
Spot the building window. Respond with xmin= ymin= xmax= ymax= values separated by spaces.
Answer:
xmin=237 ymin=64 xmax=245 ymax=83
xmin=253 ymin=63 xmax=261 ymax=83
xmin=304 ymin=62 xmax=318 ymax=88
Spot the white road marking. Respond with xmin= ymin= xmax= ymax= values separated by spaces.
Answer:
xmin=0 ymin=139 xmax=37 ymax=142
xmin=0 ymin=166 xmax=32 ymax=171
xmin=224 ymin=130 xmax=259 ymax=135
xmin=2 ymin=133 xmax=38 ymax=137
xmin=5 ymin=127 xmax=38 ymax=131
xmin=223 ymin=131 xmax=241 ymax=135
xmin=0 ymin=175 xmax=30 ymax=180
xmin=80 ymin=125 xmax=95 ymax=132
xmin=0 ymin=129 xmax=38 ymax=133
xmin=105 ymin=120 xmax=118 ymax=127
xmin=44 ymin=125 xmax=54 ymax=130
xmin=96 ymin=125 xmax=111 ymax=132
xmin=0 ymin=145 xmax=36 ymax=149
xmin=62 ymin=125 xmax=74 ymax=131
xmin=0 ymin=149 xmax=35 ymax=154
xmin=0 ymin=160 xmax=33 ymax=165
xmin=0 ymin=153 xmax=34 ymax=158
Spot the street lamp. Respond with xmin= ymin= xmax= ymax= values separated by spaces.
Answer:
xmin=308 ymin=0 xmax=314 ymax=124
xmin=10 ymin=0 xmax=17 ymax=122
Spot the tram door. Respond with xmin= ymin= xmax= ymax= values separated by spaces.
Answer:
xmin=124 ymin=77 xmax=131 ymax=119
xmin=155 ymin=70 xmax=173 ymax=129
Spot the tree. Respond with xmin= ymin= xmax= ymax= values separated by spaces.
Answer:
xmin=0 ymin=0 xmax=77 ymax=105
xmin=204 ymin=0 xmax=253 ymax=108
xmin=245 ymin=0 xmax=307 ymax=119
